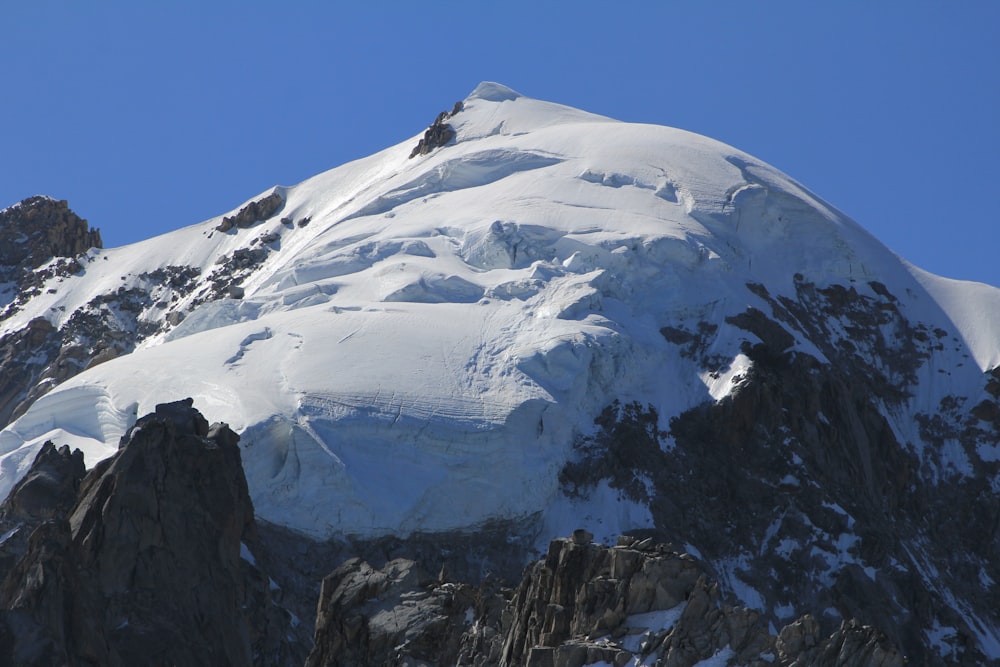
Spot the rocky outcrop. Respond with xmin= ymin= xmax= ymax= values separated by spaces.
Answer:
xmin=0 ymin=263 xmax=203 ymax=430
xmin=2 ymin=443 xmax=84 ymax=523
xmin=0 ymin=197 xmax=101 ymax=323
xmin=0 ymin=196 xmax=101 ymax=284
xmin=307 ymin=558 xmax=477 ymax=667
xmin=0 ymin=443 xmax=87 ymax=584
xmin=0 ymin=319 xmax=60 ymax=428
xmin=306 ymin=535 xmax=902 ymax=667
xmin=409 ymin=102 xmax=463 ymax=158
xmin=0 ymin=197 xmax=208 ymax=430
xmin=0 ymin=399 xmax=301 ymax=666
xmin=197 ymin=246 xmax=271 ymax=304
xmin=562 ymin=277 xmax=1000 ymax=664
xmin=777 ymin=616 xmax=903 ymax=667
xmin=216 ymin=192 xmax=285 ymax=232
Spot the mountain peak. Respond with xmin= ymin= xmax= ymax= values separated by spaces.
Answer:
xmin=2 ymin=86 xmax=1000 ymax=662
xmin=466 ymin=81 xmax=522 ymax=102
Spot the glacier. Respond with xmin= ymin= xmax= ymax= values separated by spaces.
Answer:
xmin=1 ymin=80 xmax=999 ymax=547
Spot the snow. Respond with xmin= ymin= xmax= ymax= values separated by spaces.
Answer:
xmin=0 ymin=525 xmax=20 ymax=546
xmin=703 ymin=353 xmax=751 ymax=400
xmin=1 ymin=80 xmax=1000 ymax=556
xmin=619 ymin=603 xmax=687 ymax=653
xmin=715 ymin=555 xmax=767 ymax=611
xmin=240 ymin=542 xmax=257 ymax=567
xmin=904 ymin=541 xmax=1000 ymax=658
xmin=926 ymin=619 xmax=959 ymax=660
xmin=540 ymin=479 xmax=655 ymax=551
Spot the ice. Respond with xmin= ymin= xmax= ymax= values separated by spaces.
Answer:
xmin=0 ymin=81 xmax=999 ymax=571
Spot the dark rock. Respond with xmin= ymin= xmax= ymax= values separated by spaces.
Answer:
xmin=0 ymin=262 xmax=203 ymax=430
xmin=439 ymin=536 xmax=899 ymax=667
xmin=0 ymin=196 xmax=101 ymax=283
xmin=306 ymin=557 xmax=476 ymax=667
xmin=0 ymin=320 xmax=60 ymax=428
xmin=258 ymin=230 xmax=281 ymax=246
xmin=2 ymin=443 xmax=85 ymax=522
xmin=409 ymin=102 xmax=462 ymax=158
xmin=0 ymin=401 xmax=301 ymax=666
xmin=216 ymin=192 xmax=285 ymax=232
xmin=0 ymin=519 xmax=78 ymax=666
xmin=560 ymin=277 xmax=1000 ymax=664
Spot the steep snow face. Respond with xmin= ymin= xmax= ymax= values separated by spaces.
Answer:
xmin=2 ymin=82 xmax=1000 ymax=543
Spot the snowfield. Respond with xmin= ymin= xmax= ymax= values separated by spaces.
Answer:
xmin=2 ymin=81 xmax=1000 ymax=544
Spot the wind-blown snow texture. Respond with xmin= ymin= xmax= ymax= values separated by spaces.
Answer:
xmin=2 ymin=83 xmax=999 ymax=568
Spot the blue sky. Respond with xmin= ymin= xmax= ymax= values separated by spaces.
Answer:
xmin=3 ymin=2 xmax=998 ymax=286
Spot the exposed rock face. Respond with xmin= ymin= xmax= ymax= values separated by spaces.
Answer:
xmin=0 ymin=198 xmax=207 ymax=429
xmin=0 ymin=197 xmax=207 ymax=429
xmin=0 ymin=318 xmax=60 ymax=428
xmin=2 ymin=442 xmax=84 ymax=523
xmin=0 ymin=196 xmax=102 ymax=289
xmin=307 ymin=557 xmax=477 ymax=667
xmin=409 ymin=102 xmax=462 ymax=158
xmin=561 ymin=277 xmax=1000 ymax=664
xmin=0 ymin=263 xmax=204 ymax=429
xmin=0 ymin=399 xmax=301 ymax=666
xmin=216 ymin=192 xmax=285 ymax=232
xmin=306 ymin=535 xmax=902 ymax=667
xmin=0 ymin=443 xmax=87 ymax=583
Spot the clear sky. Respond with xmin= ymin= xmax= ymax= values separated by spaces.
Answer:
xmin=3 ymin=2 xmax=998 ymax=286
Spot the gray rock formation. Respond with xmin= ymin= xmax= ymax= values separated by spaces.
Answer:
xmin=216 ymin=192 xmax=285 ymax=232
xmin=0 ymin=399 xmax=301 ymax=666
xmin=305 ymin=535 xmax=903 ymax=667
xmin=2 ymin=442 xmax=84 ymax=523
xmin=0 ymin=196 xmax=207 ymax=430
xmin=560 ymin=276 xmax=1000 ymax=664
xmin=0 ymin=196 xmax=101 ymax=293
xmin=409 ymin=102 xmax=462 ymax=158
xmin=306 ymin=557 xmax=477 ymax=667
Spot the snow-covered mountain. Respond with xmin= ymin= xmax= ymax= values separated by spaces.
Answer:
xmin=1 ymin=82 xmax=999 ymax=664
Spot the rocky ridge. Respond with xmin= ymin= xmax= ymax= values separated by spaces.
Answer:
xmin=0 ymin=399 xmax=907 ymax=667
xmin=304 ymin=531 xmax=904 ymax=667
xmin=0 ymin=196 xmax=101 ymax=303
xmin=0 ymin=191 xmax=291 ymax=429
xmin=0 ymin=399 xmax=302 ymax=666
xmin=560 ymin=275 xmax=1000 ymax=664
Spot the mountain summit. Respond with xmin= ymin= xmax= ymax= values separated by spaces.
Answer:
xmin=1 ymin=83 xmax=998 ymax=663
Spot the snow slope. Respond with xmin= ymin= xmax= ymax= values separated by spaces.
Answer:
xmin=2 ymin=81 xmax=999 ymax=543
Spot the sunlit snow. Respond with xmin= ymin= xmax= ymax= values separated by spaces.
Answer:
xmin=2 ymin=81 xmax=1000 ymax=550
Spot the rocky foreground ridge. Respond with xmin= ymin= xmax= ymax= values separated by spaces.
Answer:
xmin=0 ymin=400 xmax=902 ymax=666
xmin=0 ymin=399 xmax=298 ymax=665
